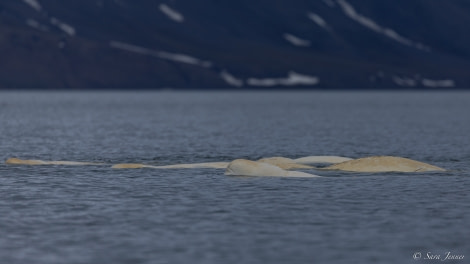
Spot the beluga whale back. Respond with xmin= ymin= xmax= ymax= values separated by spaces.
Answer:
xmin=225 ymin=159 xmax=320 ymax=177
xmin=5 ymin=158 xmax=104 ymax=166
xmin=257 ymin=157 xmax=314 ymax=170
xmin=322 ymin=156 xmax=445 ymax=172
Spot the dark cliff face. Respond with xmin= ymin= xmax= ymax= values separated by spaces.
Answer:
xmin=1 ymin=0 xmax=469 ymax=89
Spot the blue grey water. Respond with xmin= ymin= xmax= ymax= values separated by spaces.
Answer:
xmin=0 ymin=91 xmax=468 ymax=264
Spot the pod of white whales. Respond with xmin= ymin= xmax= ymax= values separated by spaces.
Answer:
xmin=5 ymin=155 xmax=445 ymax=177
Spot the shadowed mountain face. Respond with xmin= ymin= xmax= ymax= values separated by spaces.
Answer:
xmin=1 ymin=0 xmax=469 ymax=89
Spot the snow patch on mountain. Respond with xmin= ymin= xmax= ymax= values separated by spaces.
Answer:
xmin=23 ymin=0 xmax=42 ymax=12
xmin=392 ymin=75 xmax=455 ymax=88
xmin=392 ymin=76 xmax=417 ymax=87
xmin=22 ymin=1 xmax=76 ymax=36
xmin=50 ymin=17 xmax=76 ymax=36
xmin=220 ymin=71 xmax=244 ymax=87
xmin=159 ymin=4 xmax=184 ymax=23
xmin=26 ymin=19 xmax=49 ymax=31
xmin=422 ymin=79 xmax=455 ymax=88
xmin=109 ymin=41 xmax=212 ymax=67
xmin=308 ymin=13 xmax=329 ymax=30
xmin=247 ymin=72 xmax=319 ymax=87
xmin=337 ymin=0 xmax=429 ymax=51
xmin=158 ymin=51 xmax=212 ymax=67
xmin=283 ymin=34 xmax=311 ymax=47
xmin=110 ymin=41 xmax=148 ymax=54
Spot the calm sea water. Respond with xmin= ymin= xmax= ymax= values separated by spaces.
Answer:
xmin=0 ymin=91 xmax=469 ymax=264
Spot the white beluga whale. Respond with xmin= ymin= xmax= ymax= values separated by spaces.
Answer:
xmin=111 ymin=156 xmax=339 ymax=170
xmin=109 ymin=156 xmax=356 ymax=170
xmin=5 ymin=158 xmax=105 ymax=166
xmin=112 ymin=158 xmax=315 ymax=170
xmin=257 ymin=157 xmax=314 ymax=170
xmin=322 ymin=156 xmax=445 ymax=172
xmin=225 ymin=159 xmax=320 ymax=177
xmin=112 ymin=162 xmax=229 ymax=169
xmin=6 ymin=155 xmax=445 ymax=174
xmin=111 ymin=163 xmax=153 ymax=169
xmin=293 ymin=156 xmax=353 ymax=164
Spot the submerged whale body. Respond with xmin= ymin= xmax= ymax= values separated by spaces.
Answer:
xmin=112 ymin=162 xmax=229 ymax=169
xmin=112 ymin=156 xmax=353 ymax=170
xmin=225 ymin=159 xmax=319 ymax=177
xmin=257 ymin=157 xmax=314 ymax=170
xmin=323 ymin=156 xmax=445 ymax=172
xmin=111 ymin=163 xmax=149 ymax=169
xmin=5 ymin=158 xmax=104 ymax=166
xmin=6 ymin=158 xmax=47 ymax=165
xmin=6 ymin=156 xmax=445 ymax=173
xmin=293 ymin=156 xmax=353 ymax=164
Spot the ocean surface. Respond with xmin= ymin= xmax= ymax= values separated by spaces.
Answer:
xmin=0 ymin=91 xmax=468 ymax=264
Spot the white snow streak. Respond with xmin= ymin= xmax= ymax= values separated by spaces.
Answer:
xmin=23 ymin=1 xmax=76 ymax=37
xmin=308 ymin=12 xmax=329 ymax=29
xmin=159 ymin=4 xmax=184 ymax=23
xmin=422 ymin=79 xmax=455 ymax=88
xmin=109 ymin=41 xmax=212 ymax=67
xmin=50 ymin=17 xmax=76 ymax=36
xmin=110 ymin=41 xmax=149 ymax=54
xmin=283 ymin=33 xmax=311 ymax=47
xmin=158 ymin=51 xmax=212 ymax=67
xmin=26 ymin=18 xmax=40 ymax=28
xmin=220 ymin=71 xmax=244 ymax=87
xmin=247 ymin=72 xmax=319 ymax=87
xmin=392 ymin=76 xmax=417 ymax=87
xmin=23 ymin=0 xmax=42 ymax=12
xmin=26 ymin=19 xmax=49 ymax=31
xmin=336 ymin=0 xmax=430 ymax=51
xmin=393 ymin=75 xmax=455 ymax=88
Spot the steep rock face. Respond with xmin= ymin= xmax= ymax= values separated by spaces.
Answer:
xmin=1 ymin=0 xmax=469 ymax=88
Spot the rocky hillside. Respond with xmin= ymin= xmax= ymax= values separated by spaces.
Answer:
xmin=1 ymin=0 xmax=469 ymax=88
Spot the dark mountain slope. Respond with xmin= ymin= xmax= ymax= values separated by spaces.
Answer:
xmin=1 ymin=0 xmax=469 ymax=88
